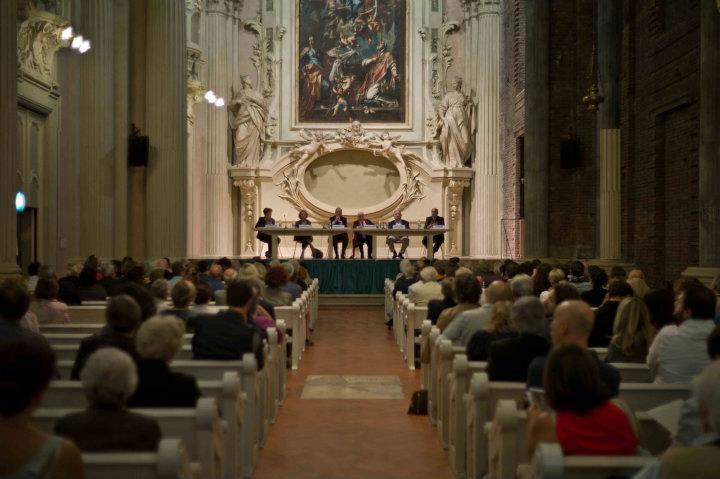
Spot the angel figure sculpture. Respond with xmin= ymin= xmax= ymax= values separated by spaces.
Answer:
xmin=289 ymin=130 xmax=330 ymax=163
xmin=370 ymin=132 xmax=405 ymax=164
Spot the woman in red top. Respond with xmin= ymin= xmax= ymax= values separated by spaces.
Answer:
xmin=527 ymin=344 xmax=638 ymax=456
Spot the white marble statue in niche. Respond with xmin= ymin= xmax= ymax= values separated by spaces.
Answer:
xmin=229 ymin=76 xmax=268 ymax=166
xmin=435 ymin=76 xmax=474 ymax=168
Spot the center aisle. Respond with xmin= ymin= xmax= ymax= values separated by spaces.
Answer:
xmin=253 ymin=306 xmax=453 ymax=479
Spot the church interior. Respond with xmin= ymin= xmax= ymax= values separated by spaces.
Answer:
xmin=1 ymin=0 xmax=720 ymax=478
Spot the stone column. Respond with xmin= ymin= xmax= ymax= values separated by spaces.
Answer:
xmin=200 ymin=0 xmax=242 ymax=257
xmin=446 ymin=177 xmax=472 ymax=255
xmin=0 ymin=0 xmax=19 ymax=276
xmin=523 ymin=0 xmax=550 ymax=258
xmin=685 ymin=0 xmax=720 ymax=282
xmin=145 ymin=0 xmax=187 ymax=258
xmin=466 ymin=0 xmax=503 ymax=258
xmin=78 ymin=0 xmax=116 ymax=258
xmin=597 ymin=0 xmax=621 ymax=260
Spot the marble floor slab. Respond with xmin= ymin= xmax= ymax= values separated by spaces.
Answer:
xmin=301 ymin=375 xmax=405 ymax=400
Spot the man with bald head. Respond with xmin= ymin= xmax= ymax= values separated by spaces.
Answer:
xmin=443 ymin=280 xmax=513 ymax=346
xmin=527 ymin=299 xmax=620 ymax=396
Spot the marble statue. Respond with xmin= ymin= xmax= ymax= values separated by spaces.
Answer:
xmin=435 ymin=77 xmax=473 ymax=168
xmin=229 ymin=76 xmax=268 ymax=166
xmin=370 ymin=132 xmax=405 ymax=164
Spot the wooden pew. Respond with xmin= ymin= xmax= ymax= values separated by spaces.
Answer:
xmin=35 ymin=397 xmax=224 ymax=479
xmin=613 ymin=362 xmax=653 ymax=383
xmin=404 ymin=303 xmax=428 ymax=370
xmin=521 ymin=443 xmax=653 ymax=479
xmin=619 ymin=382 xmax=692 ymax=411
xmin=82 ymin=438 xmax=199 ymax=479
xmin=464 ymin=373 xmax=527 ymax=479
xmin=51 ymin=344 xmax=194 ymax=361
xmin=45 ymin=333 xmax=193 ymax=347
xmin=384 ymin=279 xmax=395 ymax=325
xmin=420 ymin=320 xmax=433 ymax=389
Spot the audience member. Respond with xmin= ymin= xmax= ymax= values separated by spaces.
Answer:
xmin=262 ymin=265 xmax=294 ymax=307
xmin=26 ymin=261 xmax=40 ymax=292
xmin=30 ymin=277 xmax=69 ymax=324
xmin=0 ymin=331 xmax=84 ymax=478
xmin=114 ymin=282 xmax=157 ymax=321
xmin=392 ymin=259 xmax=417 ymax=297
xmin=628 ymin=269 xmax=645 ymax=280
xmin=487 ymin=297 xmax=550 ymax=382
xmin=199 ymin=263 xmax=224 ymax=292
xmin=160 ymin=280 xmax=199 ymax=331
xmin=644 ymin=287 xmax=677 ymax=331
xmin=56 ymin=348 xmax=161 ymax=451
xmin=57 ymin=265 xmax=82 ymax=305
xmin=510 ymin=273 xmax=534 ymax=299
xmin=443 ymin=280 xmax=513 ymax=344
xmin=528 ymin=299 xmax=620 ymax=395
xmin=150 ymin=278 xmax=170 ymax=312
xmin=539 ymin=268 xmax=566 ymax=303
xmin=127 ymin=316 xmax=200 ymax=408
xmin=436 ymin=272 xmax=481 ymax=331
xmin=466 ymin=300 xmax=516 ymax=361
xmin=606 ymin=297 xmax=657 ymax=363
xmin=589 ymin=280 xmax=634 ymax=347
xmin=527 ymin=344 xmax=637 ymax=456
xmin=532 ymin=263 xmax=552 ymax=297
xmin=543 ymin=280 xmax=580 ymax=318
xmin=581 ymin=265 xmax=608 ymax=307
xmin=501 ymin=260 xmax=520 ymax=281
xmin=280 ymin=262 xmax=303 ymax=299
xmin=609 ymin=265 xmax=627 ymax=283
xmin=192 ymin=280 xmax=265 ymax=369
xmin=628 ymin=276 xmax=650 ymax=299
xmin=648 ymin=284 xmax=717 ymax=383
xmin=567 ymin=261 xmax=592 ymax=294
xmin=192 ymin=282 xmax=214 ymax=314
xmin=427 ymin=279 xmax=457 ymax=325
xmin=71 ymin=295 xmax=141 ymax=379
xmin=407 ymin=266 xmax=442 ymax=306
xmin=99 ymin=262 xmax=121 ymax=296
xmin=0 ymin=278 xmax=40 ymax=333
xmin=168 ymin=261 xmax=185 ymax=288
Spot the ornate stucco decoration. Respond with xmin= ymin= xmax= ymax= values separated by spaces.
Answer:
xmin=244 ymin=18 xmax=277 ymax=99
xmin=187 ymin=44 xmax=204 ymax=82
xmin=17 ymin=6 xmax=69 ymax=88
xmin=428 ymin=21 xmax=460 ymax=101
xmin=233 ymin=177 xmax=259 ymax=253
xmin=260 ymin=122 xmax=428 ymax=220
xmin=187 ymin=79 xmax=206 ymax=123
xmin=206 ymin=0 xmax=243 ymax=17
xmin=186 ymin=0 xmax=204 ymax=13
xmin=446 ymin=178 xmax=471 ymax=254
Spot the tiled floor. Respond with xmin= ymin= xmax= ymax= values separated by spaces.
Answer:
xmin=253 ymin=307 xmax=453 ymax=479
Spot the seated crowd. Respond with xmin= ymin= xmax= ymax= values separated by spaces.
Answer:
xmin=0 ymin=254 xmax=314 ymax=477
xmin=395 ymin=257 xmax=720 ymax=477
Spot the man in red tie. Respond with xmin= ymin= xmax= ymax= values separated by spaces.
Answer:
xmin=352 ymin=211 xmax=375 ymax=259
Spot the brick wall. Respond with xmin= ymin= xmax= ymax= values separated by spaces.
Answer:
xmin=620 ymin=0 xmax=700 ymax=285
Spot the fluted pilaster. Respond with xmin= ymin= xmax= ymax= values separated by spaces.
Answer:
xmin=0 ymin=0 xmax=19 ymax=275
xmin=145 ymin=0 xmax=188 ymax=258
xmin=467 ymin=0 xmax=503 ymax=258
xmin=79 ymin=0 xmax=116 ymax=258
xmin=201 ymin=0 xmax=242 ymax=256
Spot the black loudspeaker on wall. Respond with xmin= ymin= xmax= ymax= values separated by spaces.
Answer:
xmin=128 ymin=125 xmax=149 ymax=167
xmin=560 ymin=139 xmax=580 ymax=169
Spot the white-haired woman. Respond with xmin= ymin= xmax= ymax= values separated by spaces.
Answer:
xmin=408 ymin=266 xmax=443 ymax=306
xmin=127 ymin=316 xmax=200 ymax=408
xmin=385 ymin=259 xmax=418 ymax=329
xmin=54 ymin=348 xmax=161 ymax=452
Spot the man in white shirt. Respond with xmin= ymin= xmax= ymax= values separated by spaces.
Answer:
xmin=647 ymin=284 xmax=717 ymax=383
xmin=386 ymin=210 xmax=410 ymax=259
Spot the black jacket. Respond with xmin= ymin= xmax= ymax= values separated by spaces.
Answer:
xmin=127 ymin=359 xmax=200 ymax=408
xmin=427 ymin=297 xmax=456 ymax=325
xmin=589 ymin=301 xmax=621 ymax=347
xmin=392 ymin=275 xmax=417 ymax=296
xmin=255 ymin=217 xmax=276 ymax=242
xmin=329 ymin=215 xmax=349 ymax=240
xmin=192 ymin=309 xmax=265 ymax=370
xmin=487 ymin=333 xmax=550 ymax=382
xmin=467 ymin=331 xmax=518 ymax=361
xmin=71 ymin=330 xmax=137 ymax=380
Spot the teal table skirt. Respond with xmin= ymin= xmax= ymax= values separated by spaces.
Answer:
xmin=305 ymin=260 xmax=400 ymax=294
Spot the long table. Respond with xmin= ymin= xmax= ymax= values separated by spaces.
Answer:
xmin=256 ymin=226 xmax=449 ymax=260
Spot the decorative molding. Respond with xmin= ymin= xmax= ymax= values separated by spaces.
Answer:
xmin=461 ymin=0 xmax=501 ymax=17
xmin=186 ymin=44 xmax=204 ymax=82
xmin=244 ymin=17 xmax=276 ymax=99
xmin=186 ymin=79 xmax=206 ymax=123
xmin=205 ymin=0 xmax=243 ymax=17
xmin=234 ymin=177 xmax=258 ymax=253
xmin=17 ymin=7 xmax=69 ymax=87
xmin=446 ymin=178 xmax=471 ymax=254
xmin=185 ymin=0 xmax=204 ymax=14
xmin=427 ymin=21 xmax=460 ymax=101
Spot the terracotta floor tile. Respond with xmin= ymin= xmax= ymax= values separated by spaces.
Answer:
xmin=253 ymin=307 xmax=452 ymax=479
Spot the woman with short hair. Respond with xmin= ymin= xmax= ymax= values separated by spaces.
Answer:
xmin=262 ymin=265 xmax=294 ymax=307
xmin=466 ymin=300 xmax=518 ymax=361
xmin=30 ymin=276 xmax=70 ymax=324
xmin=527 ymin=344 xmax=638 ymax=457
xmin=606 ymin=297 xmax=657 ymax=363
xmin=540 ymin=268 xmax=566 ymax=303
xmin=55 ymin=347 xmax=161 ymax=451
xmin=127 ymin=316 xmax=200 ymax=408
xmin=0 ymin=331 xmax=84 ymax=478
xmin=160 ymin=280 xmax=199 ymax=331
